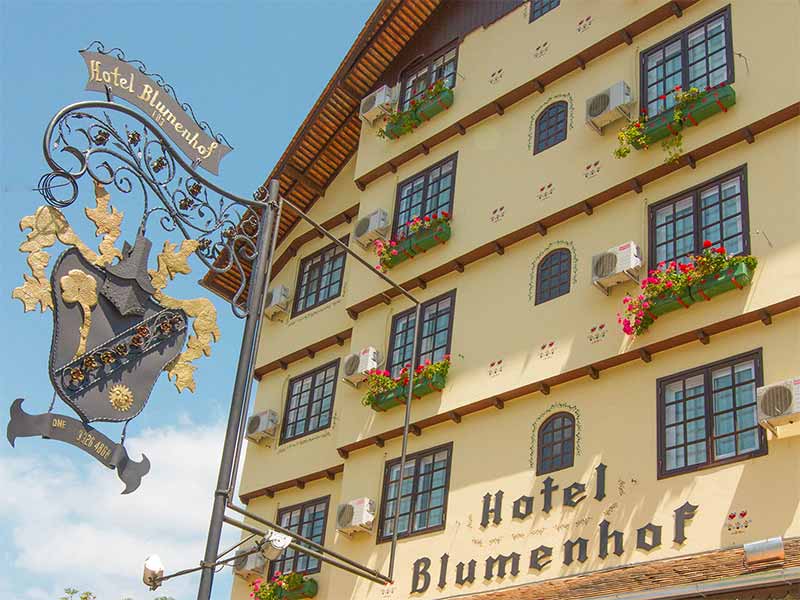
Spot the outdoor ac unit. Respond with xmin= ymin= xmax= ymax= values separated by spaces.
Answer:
xmin=342 ymin=347 xmax=380 ymax=386
xmin=586 ymin=81 xmax=633 ymax=134
xmin=233 ymin=545 xmax=266 ymax=579
xmin=246 ymin=409 xmax=280 ymax=445
xmin=591 ymin=241 xmax=642 ymax=294
xmin=337 ymin=497 xmax=376 ymax=534
xmin=360 ymin=85 xmax=395 ymax=125
xmin=264 ymin=285 xmax=290 ymax=320
xmin=354 ymin=208 xmax=389 ymax=249
xmin=757 ymin=378 xmax=800 ymax=434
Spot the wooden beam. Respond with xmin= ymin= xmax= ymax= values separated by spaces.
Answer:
xmin=450 ymin=411 xmax=462 ymax=424
xmin=456 ymin=122 xmax=467 ymax=135
xmin=283 ymin=164 xmax=325 ymax=196
xmin=639 ymin=349 xmax=652 ymax=363
xmin=744 ymin=127 xmax=755 ymax=144
xmin=325 ymin=470 xmax=336 ymax=480
xmin=696 ymin=330 xmax=710 ymax=345
xmin=381 ymin=294 xmax=392 ymax=305
xmin=631 ymin=178 xmax=643 ymax=193
xmin=420 ymin=143 xmax=430 ymax=155
xmin=278 ymin=360 xmax=288 ymax=370
xmin=535 ymin=222 xmax=548 ymax=236
xmin=389 ymin=162 xmax=397 ymax=173
xmin=686 ymin=153 xmax=697 ymax=169
xmin=417 ymin=277 xmax=427 ymax=289
xmin=266 ymin=489 xmax=274 ymax=498
xmin=494 ymin=242 xmax=505 ymax=255
xmin=296 ymin=479 xmax=305 ymax=489
xmin=338 ymin=448 xmax=349 ymax=459
xmin=621 ymin=28 xmax=633 ymax=45
xmin=454 ymin=261 xmax=465 ymax=273
xmin=335 ymin=335 xmax=346 ymax=346
xmin=493 ymin=102 xmax=505 ymax=116
xmin=375 ymin=436 xmax=385 ymax=448
xmin=540 ymin=382 xmax=550 ymax=395
xmin=760 ymin=310 xmax=772 ymax=325
xmin=409 ymin=424 xmax=422 ymax=436
xmin=576 ymin=55 xmax=586 ymax=70
xmin=534 ymin=79 xmax=545 ymax=93
xmin=347 ymin=308 xmax=359 ymax=320
xmin=670 ymin=1 xmax=683 ymax=17
xmin=581 ymin=201 xmax=593 ymax=215
xmin=492 ymin=397 xmax=505 ymax=410
xmin=305 ymin=348 xmax=316 ymax=359
xmin=355 ymin=180 xmax=366 ymax=191
xmin=588 ymin=366 xmax=600 ymax=380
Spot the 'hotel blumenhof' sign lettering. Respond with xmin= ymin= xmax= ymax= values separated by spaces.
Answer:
xmin=80 ymin=51 xmax=232 ymax=174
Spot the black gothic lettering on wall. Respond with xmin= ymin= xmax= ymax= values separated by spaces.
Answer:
xmin=485 ymin=552 xmax=521 ymax=580
xmin=594 ymin=463 xmax=607 ymax=501
xmin=541 ymin=477 xmax=559 ymax=513
xmin=563 ymin=482 xmax=586 ymax=507
xmin=530 ymin=545 xmax=553 ymax=571
xmin=674 ymin=502 xmax=699 ymax=544
xmin=563 ymin=537 xmax=589 ymax=565
xmin=438 ymin=554 xmax=449 ymax=589
xmin=481 ymin=491 xmax=504 ymax=527
xmin=599 ymin=519 xmax=624 ymax=558
xmin=411 ymin=557 xmax=432 ymax=593
xmin=636 ymin=523 xmax=663 ymax=551
xmin=455 ymin=559 xmax=477 ymax=585
xmin=513 ymin=495 xmax=535 ymax=519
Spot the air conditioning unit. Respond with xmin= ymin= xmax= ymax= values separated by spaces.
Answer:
xmin=233 ymin=545 xmax=266 ymax=579
xmin=337 ymin=497 xmax=376 ymax=534
xmin=354 ymin=208 xmax=389 ymax=249
xmin=591 ymin=241 xmax=642 ymax=294
xmin=261 ymin=531 xmax=293 ymax=560
xmin=264 ymin=285 xmax=290 ymax=320
xmin=246 ymin=409 xmax=280 ymax=445
xmin=360 ymin=85 xmax=396 ymax=125
xmin=342 ymin=347 xmax=380 ymax=386
xmin=758 ymin=378 xmax=800 ymax=435
xmin=586 ymin=81 xmax=633 ymax=134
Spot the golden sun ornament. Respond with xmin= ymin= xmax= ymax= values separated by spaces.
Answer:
xmin=108 ymin=384 xmax=134 ymax=412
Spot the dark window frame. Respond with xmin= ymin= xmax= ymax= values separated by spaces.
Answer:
xmin=656 ymin=349 xmax=767 ymax=480
xmin=639 ymin=5 xmax=734 ymax=119
xmin=280 ymin=359 xmax=340 ymax=444
xmin=535 ymin=248 xmax=572 ymax=305
xmin=533 ymin=101 xmax=569 ymax=155
xmin=392 ymin=153 xmax=458 ymax=239
xmin=376 ymin=442 xmax=454 ymax=543
xmin=529 ymin=0 xmax=560 ymax=23
xmin=536 ymin=412 xmax=576 ymax=475
xmin=647 ymin=165 xmax=750 ymax=270
xmin=398 ymin=40 xmax=459 ymax=113
xmin=270 ymin=495 xmax=331 ymax=576
xmin=291 ymin=236 xmax=349 ymax=317
xmin=386 ymin=289 xmax=457 ymax=378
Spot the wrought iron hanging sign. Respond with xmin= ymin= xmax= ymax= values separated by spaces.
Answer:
xmin=7 ymin=43 xmax=266 ymax=493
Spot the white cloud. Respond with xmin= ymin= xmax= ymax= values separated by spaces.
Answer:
xmin=0 ymin=422 xmax=240 ymax=600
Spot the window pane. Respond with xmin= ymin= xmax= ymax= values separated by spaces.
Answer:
xmin=534 ymin=102 xmax=568 ymax=154
xmin=282 ymin=362 xmax=338 ymax=442
xmin=272 ymin=498 xmax=329 ymax=577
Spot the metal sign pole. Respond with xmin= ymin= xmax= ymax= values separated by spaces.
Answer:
xmin=196 ymin=179 xmax=281 ymax=600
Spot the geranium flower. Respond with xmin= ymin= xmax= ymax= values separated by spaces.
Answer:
xmin=703 ymin=239 xmax=713 ymax=248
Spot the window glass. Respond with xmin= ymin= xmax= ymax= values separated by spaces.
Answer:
xmin=537 ymin=412 xmax=576 ymax=475
xmin=394 ymin=155 xmax=457 ymax=239
xmin=293 ymin=240 xmax=348 ymax=315
xmin=535 ymin=248 xmax=571 ymax=304
xmin=282 ymin=361 xmax=339 ymax=442
xmin=271 ymin=497 xmax=329 ymax=576
xmin=387 ymin=292 xmax=455 ymax=377
xmin=534 ymin=101 xmax=568 ymax=154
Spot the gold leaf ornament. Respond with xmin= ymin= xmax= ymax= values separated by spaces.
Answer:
xmin=60 ymin=269 xmax=98 ymax=359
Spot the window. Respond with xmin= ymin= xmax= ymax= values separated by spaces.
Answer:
xmin=292 ymin=238 xmax=347 ymax=316
xmin=393 ymin=154 xmax=457 ymax=239
xmin=378 ymin=443 xmax=453 ymax=542
xmin=533 ymin=101 xmax=568 ymax=154
xmin=535 ymin=248 xmax=571 ymax=304
xmin=281 ymin=360 xmax=339 ymax=443
xmin=529 ymin=0 xmax=560 ymax=22
xmin=641 ymin=7 xmax=733 ymax=117
xmin=387 ymin=291 xmax=455 ymax=378
xmin=271 ymin=496 xmax=330 ymax=576
xmin=649 ymin=167 xmax=749 ymax=269
xmin=537 ymin=412 xmax=576 ymax=475
xmin=658 ymin=350 xmax=766 ymax=478
xmin=399 ymin=44 xmax=458 ymax=112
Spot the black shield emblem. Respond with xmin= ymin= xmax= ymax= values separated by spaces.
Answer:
xmin=49 ymin=246 xmax=187 ymax=423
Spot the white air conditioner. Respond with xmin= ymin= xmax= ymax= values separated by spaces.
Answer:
xmin=591 ymin=241 xmax=642 ymax=294
xmin=758 ymin=378 xmax=800 ymax=435
xmin=586 ymin=81 xmax=633 ymax=134
xmin=264 ymin=285 xmax=290 ymax=320
xmin=342 ymin=347 xmax=380 ymax=386
xmin=360 ymin=85 xmax=396 ymax=125
xmin=261 ymin=531 xmax=293 ymax=560
xmin=246 ymin=409 xmax=280 ymax=445
xmin=233 ymin=545 xmax=266 ymax=579
xmin=337 ymin=497 xmax=376 ymax=534
xmin=354 ymin=208 xmax=389 ymax=249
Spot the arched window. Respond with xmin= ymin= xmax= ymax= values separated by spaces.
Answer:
xmin=535 ymin=248 xmax=571 ymax=304
xmin=533 ymin=101 xmax=568 ymax=154
xmin=537 ymin=412 xmax=575 ymax=475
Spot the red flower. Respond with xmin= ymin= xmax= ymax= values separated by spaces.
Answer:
xmin=640 ymin=108 xmax=648 ymax=115
xmin=423 ymin=215 xmax=431 ymax=222
xmin=674 ymin=85 xmax=682 ymax=91
xmin=659 ymin=94 xmax=666 ymax=100
xmin=635 ymin=122 xmax=641 ymax=128
xmin=716 ymin=246 xmax=726 ymax=254
xmin=442 ymin=211 xmax=449 ymax=218
xmin=703 ymin=239 xmax=713 ymax=248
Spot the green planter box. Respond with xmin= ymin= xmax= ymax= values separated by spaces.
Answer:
xmin=276 ymin=579 xmax=318 ymax=600
xmin=416 ymin=89 xmax=454 ymax=122
xmin=369 ymin=372 xmax=447 ymax=412
xmin=690 ymin=262 xmax=754 ymax=302
xmin=382 ymin=221 xmax=452 ymax=269
xmin=646 ymin=289 xmax=695 ymax=318
xmin=682 ymin=84 xmax=736 ymax=128
xmin=383 ymin=114 xmax=421 ymax=140
xmin=633 ymin=112 xmax=683 ymax=149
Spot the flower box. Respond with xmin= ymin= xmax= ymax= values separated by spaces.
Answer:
xmin=682 ymin=84 xmax=736 ymax=128
xmin=632 ymin=112 xmax=683 ymax=149
xmin=275 ymin=579 xmax=318 ymax=599
xmin=382 ymin=221 xmax=452 ymax=269
xmin=646 ymin=289 xmax=695 ymax=318
xmin=690 ymin=262 xmax=754 ymax=302
xmin=383 ymin=114 xmax=421 ymax=140
xmin=416 ymin=88 xmax=454 ymax=122
xmin=369 ymin=372 xmax=447 ymax=412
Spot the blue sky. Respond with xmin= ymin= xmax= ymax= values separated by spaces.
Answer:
xmin=0 ymin=1 xmax=374 ymax=598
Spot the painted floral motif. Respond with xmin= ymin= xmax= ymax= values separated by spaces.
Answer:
xmin=489 ymin=68 xmax=504 ymax=85
xmin=577 ymin=16 xmax=593 ymax=33
xmin=533 ymin=41 xmax=550 ymax=58
xmin=537 ymin=183 xmax=554 ymax=202
xmin=490 ymin=206 xmax=505 ymax=223
xmin=538 ymin=341 xmax=556 ymax=360
xmin=488 ymin=360 xmax=504 ymax=377
xmin=584 ymin=161 xmax=601 ymax=179
xmin=587 ymin=323 xmax=607 ymax=344
xmin=726 ymin=510 xmax=752 ymax=535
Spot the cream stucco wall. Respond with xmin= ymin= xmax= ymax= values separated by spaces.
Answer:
xmin=234 ymin=1 xmax=800 ymax=598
